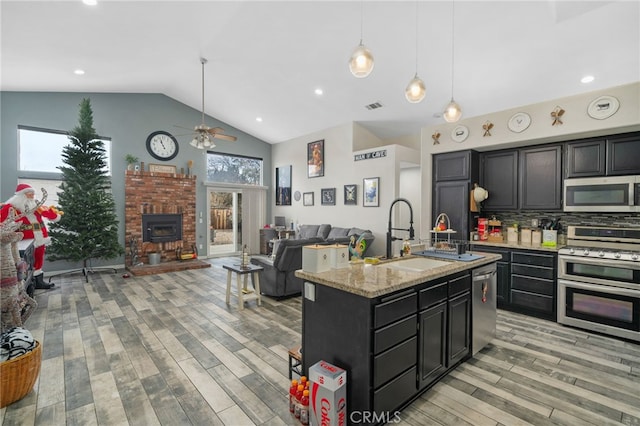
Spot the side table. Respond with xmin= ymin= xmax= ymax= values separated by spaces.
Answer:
xmin=223 ymin=263 xmax=263 ymax=310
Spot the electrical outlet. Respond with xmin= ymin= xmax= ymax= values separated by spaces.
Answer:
xmin=198 ymin=244 xmax=203 ymax=250
xmin=531 ymin=219 xmax=539 ymax=227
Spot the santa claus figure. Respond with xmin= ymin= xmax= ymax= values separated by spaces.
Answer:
xmin=0 ymin=184 xmax=61 ymax=290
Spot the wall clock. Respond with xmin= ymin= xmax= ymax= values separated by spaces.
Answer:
xmin=146 ymin=130 xmax=179 ymax=161
xmin=587 ymin=95 xmax=619 ymax=120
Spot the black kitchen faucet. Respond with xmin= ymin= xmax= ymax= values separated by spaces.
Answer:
xmin=386 ymin=198 xmax=415 ymax=259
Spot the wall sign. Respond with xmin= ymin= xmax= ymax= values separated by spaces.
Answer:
xmin=354 ymin=150 xmax=387 ymax=162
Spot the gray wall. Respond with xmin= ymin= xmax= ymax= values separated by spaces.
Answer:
xmin=1 ymin=91 xmax=272 ymax=272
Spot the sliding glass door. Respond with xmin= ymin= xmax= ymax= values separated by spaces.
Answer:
xmin=208 ymin=190 xmax=242 ymax=256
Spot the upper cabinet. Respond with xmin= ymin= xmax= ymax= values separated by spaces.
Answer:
xmin=480 ymin=150 xmax=518 ymax=211
xmin=565 ymin=132 xmax=640 ymax=178
xmin=519 ymin=145 xmax=562 ymax=210
xmin=481 ymin=145 xmax=562 ymax=211
xmin=607 ymin=133 xmax=640 ymax=175
xmin=565 ymin=139 xmax=606 ymax=178
xmin=433 ymin=151 xmax=472 ymax=182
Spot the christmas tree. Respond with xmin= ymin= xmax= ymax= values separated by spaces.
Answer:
xmin=47 ymin=98 xmax=124 ymax=267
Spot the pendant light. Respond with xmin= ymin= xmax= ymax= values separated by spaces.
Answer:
xmin=349 ymin=1 xmax=374 ymax=78
xmin=443 ymin=0 xmax=462 ymax=122
xmin=405 ymin=2 xmax=426 ymax=103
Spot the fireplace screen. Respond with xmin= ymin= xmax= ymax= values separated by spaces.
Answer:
xmin=142 ymin=214 xmax=183 ymax=242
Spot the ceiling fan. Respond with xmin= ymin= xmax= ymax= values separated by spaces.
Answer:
xmin=178 ymin=57 xmax=237 ymax=149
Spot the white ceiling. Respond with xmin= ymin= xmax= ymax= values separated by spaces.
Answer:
xmin=1 ymin=1 xmax=638 ymax=144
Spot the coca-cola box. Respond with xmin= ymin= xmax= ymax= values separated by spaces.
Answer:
xmin=309 ymin=360 xmax=347 ymax=426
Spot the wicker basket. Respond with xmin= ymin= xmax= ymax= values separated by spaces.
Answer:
xmin=0 ymin=340 xmax=42 ymax=408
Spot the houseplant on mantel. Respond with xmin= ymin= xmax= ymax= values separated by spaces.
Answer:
xmin=125 ymin=154 xmax=139 ymax=171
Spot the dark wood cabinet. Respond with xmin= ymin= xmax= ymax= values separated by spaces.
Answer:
xmin=510 ymin=251 xmax=557 ymax=321
xmin=417 ymin=272 xmax=470 ymax=390
xmin=480 ymin=150 xmax=518 ymax=211
xmin=565 ymin=139 xmax=606 ymax=178
xmin=607 ymin=133 xmax=640 ymax=175
xmin=434 ymin=181 xmax=469 ymax=238
xmin=519 ymin=144 xmax=562 ymax=210
xmin=432 ymin=151 xmax=479 ymax=236
xmin=433 ymin=151 xmax=472 ymax=182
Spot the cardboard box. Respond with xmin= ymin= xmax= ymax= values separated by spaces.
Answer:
xmin=309 ymin=360 xmax=347 ymax=426
xmin=302 ymin=245 xmax=332 ymax=273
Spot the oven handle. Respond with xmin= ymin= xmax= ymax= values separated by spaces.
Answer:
xmin=558 ymin=255 xmax=640 ymax=271
xmin=558 ymin=279 xmax=640 ymax=297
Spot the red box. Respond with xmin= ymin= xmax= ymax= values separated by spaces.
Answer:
xmin=478 ymin=218 xmax=488 ymax=241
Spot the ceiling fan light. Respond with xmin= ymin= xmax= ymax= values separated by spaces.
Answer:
xmin=349 ymin=43 xmax=374 ymax=78
xmin=443 ymin=99 xmax=462 ymax=123
xmin=190 ymin=138 xmax=199 ymax=148
xmin=405 ymin=75 xmax=426 ymax=103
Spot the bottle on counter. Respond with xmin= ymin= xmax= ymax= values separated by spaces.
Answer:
xmin=402 ymin=239 xmax=411 ymax=256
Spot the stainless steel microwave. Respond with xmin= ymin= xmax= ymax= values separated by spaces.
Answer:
xmin=563 ymin=175 xmax=640 ymax=212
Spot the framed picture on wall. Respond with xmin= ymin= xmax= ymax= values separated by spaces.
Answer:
xmin=303 ymin=192 xmax=314 ymax=206
xmin=344 ymin=184 xmax=357 ymax=205
xmin=307 ymin=139 xmax=324 ymax=178
xmin=321 ymin=188 xmax=336 ymax=206
xmin=363 ymin=177 xmax=379 ymax=207
xmin=276 ymin=165 xmax=292 ymax=206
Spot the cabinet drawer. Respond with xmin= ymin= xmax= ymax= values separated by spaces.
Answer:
xmin=374 ymin=314 xmax=416 ymax=355
xmin=511 ymin=275 xmax=554 ymax=296
xmin=374 ymin=291 xmax=417 ymax=328
xmin=373 ymin=366 xmax=417 ymax=415
xmin=449 ymin=273 xmax=471 ymax=297
xmin=419 ymin=281 xmax=447 ymax=310
xmin=511 ymin=264 xmax=554 ymax=280
xmin=511 ymin=290 xmax=554 ymax=313
xmin=511 ymin=252 xmax=555 ymax=267
xmin=374 ymin=337 xmax=417 ymax=388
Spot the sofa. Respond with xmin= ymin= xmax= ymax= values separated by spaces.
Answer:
xmin=250 ymin=224 xmax=375 ymax=298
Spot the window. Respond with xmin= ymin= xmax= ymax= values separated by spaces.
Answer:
xmin=206 ymin=152 xmax=263 ymax=185
xmin=18 ymin=126 xmax=112 ymax=175
xmin=17 ymin=126 xmax=112 ymax=207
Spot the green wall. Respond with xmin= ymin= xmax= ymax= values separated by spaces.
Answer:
xmin=0 ymin=91 xmax=272 ymax=271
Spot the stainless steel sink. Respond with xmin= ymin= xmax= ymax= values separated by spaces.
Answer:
xmin=380 ymin=257 xmax=451 ymax=272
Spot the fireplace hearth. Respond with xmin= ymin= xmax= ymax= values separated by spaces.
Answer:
xmin=142 ymin=214 xmax=183 ymax=243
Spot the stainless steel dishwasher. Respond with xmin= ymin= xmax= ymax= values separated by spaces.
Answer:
xmin=472 ymin=263 xmax=497 ymax=355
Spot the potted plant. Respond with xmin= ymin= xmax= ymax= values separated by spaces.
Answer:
xmin=125 ymin=154 xmax=139 ymax=171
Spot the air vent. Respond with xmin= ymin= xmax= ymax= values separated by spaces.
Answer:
xmin=365 ymin=102 xmax=383 ymax=110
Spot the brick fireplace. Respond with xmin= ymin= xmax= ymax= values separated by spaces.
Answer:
xmin=124 ymin=169 xmax=197 ymax=267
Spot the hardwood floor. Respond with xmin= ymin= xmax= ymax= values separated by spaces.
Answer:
xmin=2 ymin=257 xmax=639 ymax=425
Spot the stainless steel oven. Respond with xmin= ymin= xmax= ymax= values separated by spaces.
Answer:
xmin=558 ymin=226 xmax=640 ymax=342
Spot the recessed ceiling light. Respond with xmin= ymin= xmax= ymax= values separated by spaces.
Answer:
xmin=581 ymin=75 xmax=595 ymax=84
xmin=82 ymin=0 xmax=98 ymax=6
xmin=314 ymin=88 xmax=323 ymax=96
xmin=74 ymin=69 xmax=85 ymax=75
xmin=256 ymin=117 xmax=263 ymax=122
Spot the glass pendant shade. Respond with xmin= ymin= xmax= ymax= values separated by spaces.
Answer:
xmin=349 ymin=43 xmax=374 ymax=78
xmin=443 ymin=99 xmax=462 ymax=123
xmin=405 ymin=74 xmax=426 ymax=103
xmin=190 ymin=133 xmax=216 ymax=149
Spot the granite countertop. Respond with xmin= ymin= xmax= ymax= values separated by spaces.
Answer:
xmin=470 ymin=240 xmax=564 ymax=252
xmin=295 ymin=252 xmax=501 ymax=299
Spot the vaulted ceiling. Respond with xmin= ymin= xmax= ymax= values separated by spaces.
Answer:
xmin=2 ymin=1 xmax=638 ymax=144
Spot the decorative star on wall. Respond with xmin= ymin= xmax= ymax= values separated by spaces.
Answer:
xmin=482 ymin=121 xmax=494 ymax=137
xmin=432 ymin=131 xmax=441 ymax=145
xmin=551 ymin=106 xmax=565 ymax=125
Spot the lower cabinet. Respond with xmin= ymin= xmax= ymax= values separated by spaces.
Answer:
xmin=418 ymin=273 xmax=471 ymax=391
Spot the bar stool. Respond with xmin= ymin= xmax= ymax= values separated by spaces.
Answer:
xmin=223 ymin=263 xmax=263 ymax=310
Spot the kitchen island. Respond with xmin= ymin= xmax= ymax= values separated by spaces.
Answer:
xmin=295 ymin=253 xmax=500 ymax=425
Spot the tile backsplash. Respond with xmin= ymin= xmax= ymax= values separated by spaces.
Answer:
xmin=476 ymin=211 xmax=640 ymax=236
